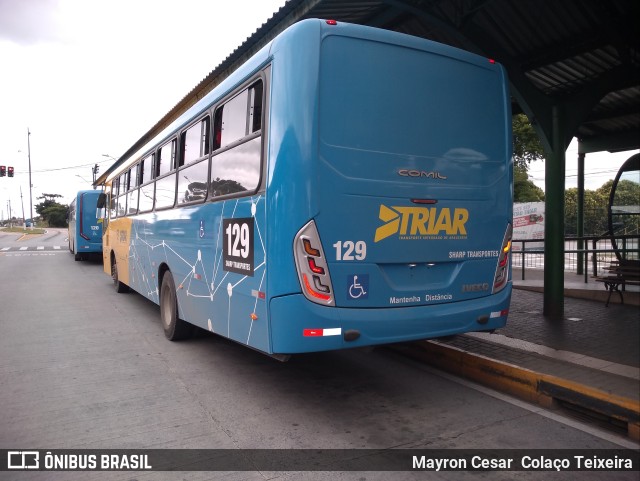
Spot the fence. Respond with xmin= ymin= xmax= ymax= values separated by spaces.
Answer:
xmin=512 ymin=234 xmax=639 ymax=282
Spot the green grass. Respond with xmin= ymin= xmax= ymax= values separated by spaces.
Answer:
xmin=0 ymin=226 xmax=46 ymax=235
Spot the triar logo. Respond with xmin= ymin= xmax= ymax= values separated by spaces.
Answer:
xmin=374 ymin=205 xmax=469 ymax=242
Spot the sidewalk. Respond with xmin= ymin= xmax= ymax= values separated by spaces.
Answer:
xmin=512 ymin=266 xmax=640 ymax=306
xmin=396 ymin=268 xmax=640 ymax=441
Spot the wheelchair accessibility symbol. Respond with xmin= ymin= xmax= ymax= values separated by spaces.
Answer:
xmin=347 ymin=274 xmax=369 ymax=300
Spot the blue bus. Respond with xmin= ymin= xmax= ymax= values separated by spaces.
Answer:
xmin=99 ymin=20 xmax=512 ymax=357
xmin=68 ymin=190 xmax=103 ymax=261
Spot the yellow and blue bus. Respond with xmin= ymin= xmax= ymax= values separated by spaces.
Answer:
xmin=98 ymin=19 xmax=512 ymax=357
xmin=68 ymin=190 xmax=103 ymax=261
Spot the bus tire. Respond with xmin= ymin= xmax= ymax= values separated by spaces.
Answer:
xmin=111 ymin=256 xmax=129 ymax=293
xmin=160 ymin=271 xmax=192 ymax=341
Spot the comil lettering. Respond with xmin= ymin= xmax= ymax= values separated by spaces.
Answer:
xmin=374 ymin=205 xmax=469 ymax=242
xmin=398 ymin=169 xmax=447 ymax=179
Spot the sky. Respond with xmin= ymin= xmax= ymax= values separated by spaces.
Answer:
xmin=0 ymin=0 xmax=637 ymax=221
xmin=0 ymin=0 xmax=287 ymax=220
xmin=527 ymin=138 xmax=638 ymax=193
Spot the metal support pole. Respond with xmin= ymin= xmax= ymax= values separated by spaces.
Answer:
xmin=543 ymin=105 xmax=565 ymax=320
xmin=576 ymin=149 xmax=585 ymax=275
xmin=27 ymin=128 xmax=33 ymax=229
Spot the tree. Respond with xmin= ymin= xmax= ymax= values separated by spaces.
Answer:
xmin=35 ymin=193 xmax=68 ymax=227
xmin=514 ymin=165 xmax=545 ymax=202
xmin=596 ymin=179 xmax=640 ymax=206
xmin=512 ymin=114 xmax=546 ymax=203
xmin=42 ymin=204 xmax=69 ymax=227
xmin=564 ymin=187 xmax=608 ymax=236
xmin=512 ymin=113 xmax=545 ymax=170
xmin=597 ymin=179 xmax=640 ymax=235
xmin=35 ymin=193 xmax=63 ymax=215
xmin=38 ymin=193 xmax=63 ymax=202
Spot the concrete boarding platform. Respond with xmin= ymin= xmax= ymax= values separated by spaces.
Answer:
xmin=512 ymin=266 xmax=640 ymax=306
xmin=394 ymin=272 xmax=640 ymax=441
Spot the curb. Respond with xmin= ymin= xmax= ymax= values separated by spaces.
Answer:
xmin=393 ymin=340 xmax=640 ymax=440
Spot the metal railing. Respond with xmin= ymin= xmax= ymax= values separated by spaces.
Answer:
xmin=512 ymin=234 xmax=639 ymax=282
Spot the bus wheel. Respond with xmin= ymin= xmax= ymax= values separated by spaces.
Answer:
xmin=160 ymin=271 xmax=192 ymax=341
xmin=111 ymin=256 xmax=129 ymax=293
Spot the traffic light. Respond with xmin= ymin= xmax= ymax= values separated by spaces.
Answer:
xmin=7 ymin=166 xmax=14 ymax=177
xmin=0 ymin=165 xmax=5 ymax=177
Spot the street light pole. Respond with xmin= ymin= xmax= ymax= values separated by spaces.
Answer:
xmin=27 ymin=128 xmax=33 ymax=229
xmin=75 ymin=174 xmax=91 ymax=184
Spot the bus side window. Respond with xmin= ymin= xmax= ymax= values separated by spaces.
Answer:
xmin=117 ymin=171 xmax=129 ymax=217
xmin=96 ymin=193 xmax=107 ymax=220
xmin=128 ymin=163 xmax=140 ymax=215
xmin=68 ymin=200 xmax=75 ymax=223
xmin=217 ymin=89 xmax=249 ymax=149
xmin=111 ymin=177 xmax=120 ymax=218
xmin=141 ymin=154 xmax=154 ymax=184
xmin=210 ymin=138 xmax=261 ymax=197
xmin=139 ymin=154 xmax=155 ymax=212
xmin=109 ymin=188 xmax=117 ymax=219
xmin=178 ymin=117 xmax=210 ymax=205
xmin=213 ymin=109 xmax=222 ymax=151
xmin=157 ymin=141 xmax=175 ymax=177
xmin=181 ymin=116 xmax=210 ymax=166
xmin=210 ymin=79 xmax=263 ymax=199
xmin=154 ymin=139 xmax=177 ymax=210
xmin=249 ymin=81 xmax=263 ymax=133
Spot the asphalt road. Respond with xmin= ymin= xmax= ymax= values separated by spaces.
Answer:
xmin=0 ymin=227 xmax=69 ymax=254
xmin=0 ymin=230 xmax=636 ymax=480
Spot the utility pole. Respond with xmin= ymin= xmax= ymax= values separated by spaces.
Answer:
xmin=92 ymin=163 xmax=99 ymax=188
xmin=27 ymin=128 xmax=33 ymax=229
xmin=20 ymin=186 xmax=25 ymax=228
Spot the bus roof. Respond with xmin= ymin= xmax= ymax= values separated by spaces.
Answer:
xmin=95 ymin=28 xmax=278 ymax=186
xmin=95 ymin=18 xmax=503 ymax=185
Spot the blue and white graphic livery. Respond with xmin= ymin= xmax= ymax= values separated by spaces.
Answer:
xmin=98 ymin=19 xmax=513 ymax=357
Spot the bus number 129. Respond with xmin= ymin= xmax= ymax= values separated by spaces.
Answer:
xmin=223 ymin=218 xmax=255 ymax=276
xmin=333 ymin=240 xmax=367 ymax=261
xmin=226 ymin=221 xmax=251 ymax=259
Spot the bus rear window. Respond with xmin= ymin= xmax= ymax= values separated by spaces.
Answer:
xmin=319 ymin=36 xmax=506 ymax=161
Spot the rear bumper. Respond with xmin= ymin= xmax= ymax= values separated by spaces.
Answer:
xmin=77 ymin=241 xmax=102 ymax=253
xmin=269 ymin=283 xmax=512 ymax=354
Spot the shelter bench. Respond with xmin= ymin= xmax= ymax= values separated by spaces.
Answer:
xmin=594 ymin=260 xmax=640 ymax=307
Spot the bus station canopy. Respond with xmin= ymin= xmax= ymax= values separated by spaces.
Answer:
xmin=96 ymin=0 xmax=638 ymax=182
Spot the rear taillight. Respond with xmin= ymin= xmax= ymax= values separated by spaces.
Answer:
xmin=294 ymin=220 xmax=335 ymax=306
xmin=493 ymin=223 xmax=512 ymax=293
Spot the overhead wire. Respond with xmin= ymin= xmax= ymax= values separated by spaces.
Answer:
xmin=8 ymin=158 xmax=112 ymax=174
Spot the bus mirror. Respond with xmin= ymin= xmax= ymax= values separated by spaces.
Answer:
xmin=97 ymin=193 xmax=106 ymax=208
